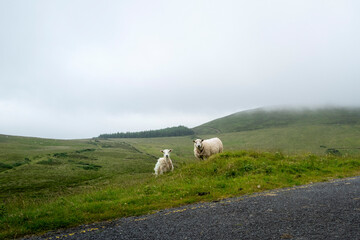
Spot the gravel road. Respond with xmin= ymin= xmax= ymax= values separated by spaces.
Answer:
xmin=24 ymin=176 xmax=360 ymax=240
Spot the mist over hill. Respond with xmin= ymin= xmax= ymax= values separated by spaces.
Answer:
xmin=192 ymin=107 xmax=360 ymax=135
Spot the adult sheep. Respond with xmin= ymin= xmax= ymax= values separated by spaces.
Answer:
xmin=193 ymin=137 xmax=223 ymax=160
xmin=154 ymin=149 xmax=174 ymax=176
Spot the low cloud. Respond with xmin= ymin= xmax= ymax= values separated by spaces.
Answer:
xmin=0 ymin=1 xmax=359 ymax=138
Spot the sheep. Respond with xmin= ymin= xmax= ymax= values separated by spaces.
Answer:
xmin=193 ymin=137 xmax=223 ymax=160
xmin=154 ymin=149 xmax=174 ymax=176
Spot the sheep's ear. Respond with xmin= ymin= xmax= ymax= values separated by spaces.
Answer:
xmin=193 ymin=140 xmax=196 ymax=143
xmin=160 ymin=150 xmax=164 ymax=153
xmin=169 ymin=149 xmax=172 ymax=152
xmin=201 ymin=139 xmax=204 ymax=142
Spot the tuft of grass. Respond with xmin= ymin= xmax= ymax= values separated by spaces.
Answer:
xmin=37 ymin=158 xmax=62 ymax=165
xmin=0 ymin=162 xmax=13 ymax=171
xmin=1 ymin=151 xmax=359 ymax=239
xmin=76 ymin=162 xmax=102 ymax=171
xmin=0 ymin=158 xmax=32 ymax=172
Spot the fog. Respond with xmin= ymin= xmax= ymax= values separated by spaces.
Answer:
xmin=1 ymin=0 xmax=359 ymax=139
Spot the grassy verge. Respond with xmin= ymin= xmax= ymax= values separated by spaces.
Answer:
xmin=1 ymin=151 xmax=359 ymax=239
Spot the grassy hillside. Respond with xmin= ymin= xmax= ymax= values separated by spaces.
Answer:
xmin=1 ymin=107 xmax=360 ymax=238
xmin=192 ymin=107 xmax=360 ymax=134
xmin=1 ymin=150 xmax=359 ymax=239
xmin=216 ymin=124 xmax=360 ymax=155
xmin=0 ymin=136 xmax=157 ymax=198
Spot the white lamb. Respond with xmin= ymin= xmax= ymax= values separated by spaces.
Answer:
xmin=193 ymin=137 xmax=223 ymax=160
xmin=154 ymin=149 xmax=174 ymax=176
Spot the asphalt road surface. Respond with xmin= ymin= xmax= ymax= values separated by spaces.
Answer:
xmin=24 ymin=176 xmax=360 ymax=240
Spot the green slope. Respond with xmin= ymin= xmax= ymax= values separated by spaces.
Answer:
xmin=192 ymin=107 xmax=360 ymax=135
xmin=1 ymin=107 xmax=360 ymax=238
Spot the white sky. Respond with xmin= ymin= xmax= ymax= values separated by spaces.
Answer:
xmin=1 ymin=0 xmax=359 ymax=139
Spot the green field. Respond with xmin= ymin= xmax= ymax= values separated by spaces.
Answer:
xmin=1 ymin=107 xmax=360 ymax=239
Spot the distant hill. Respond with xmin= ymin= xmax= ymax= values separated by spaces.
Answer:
xmin=99 ymin=125 xmax=195 ymax=138
xmin=98 ymin=107 xmax=360 ymax=139
xmin=192 ymin=107 xmax=360 ymax=135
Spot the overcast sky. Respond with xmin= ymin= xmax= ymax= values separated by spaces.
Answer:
xmin=1 ymin=0 xmax=359 ymax=139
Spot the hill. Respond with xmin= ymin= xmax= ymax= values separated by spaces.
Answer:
xmin=1 ymin=106 xmax=360 ymax=238
xmin=192 ymin=107 xmax=360 ymax=135
xmin=99 ymin=125 xmax=194 ymax=139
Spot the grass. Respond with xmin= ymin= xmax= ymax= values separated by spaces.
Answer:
xmin=119 ymin=125 xmax=360 ymax=157
xmin=218 ymin=124 xmax=360 ymax=155
xmin=1 ymin=149 xmax=359 ymax=239
xmin=0 ymin=137 xmax=155 ymax=200
xmin=1 ymin=107 xmax=360 ymax=238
